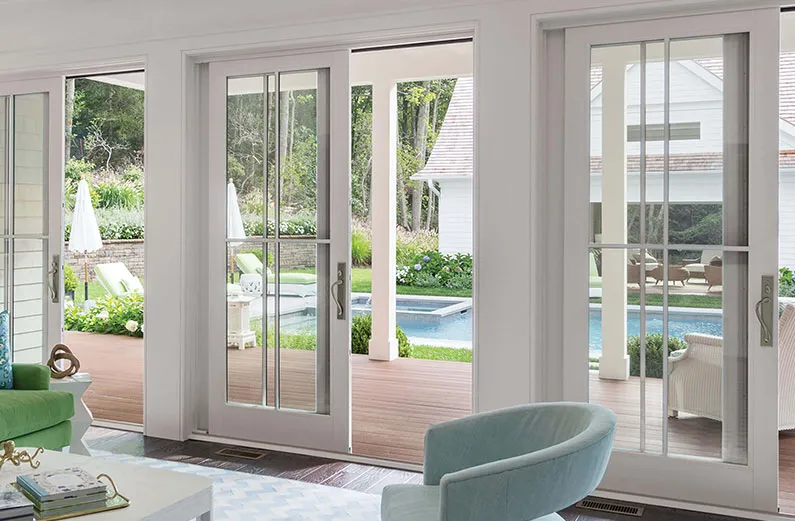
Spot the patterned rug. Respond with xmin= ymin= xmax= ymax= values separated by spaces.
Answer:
xmin=91 ymin=450 xmax=381 ymax=520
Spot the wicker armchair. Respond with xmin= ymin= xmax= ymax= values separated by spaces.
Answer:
xmin=650 ymin=265 xmax=690 ymax=286
xmin=668 ymin=305 xmax=795 ymax=430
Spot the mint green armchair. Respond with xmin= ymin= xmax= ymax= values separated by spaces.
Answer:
xmin=0 ymin=364 xmax=74 ymax=450
xmin=381 ymin=403 xmax=616 ymax=521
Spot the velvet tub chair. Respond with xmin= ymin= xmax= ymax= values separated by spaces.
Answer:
xmin=381 ymin=402 xmax=616 ymax=521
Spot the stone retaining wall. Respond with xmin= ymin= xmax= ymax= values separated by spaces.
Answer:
xmin=64 ymin=239 xmax=317 ymax=281
xmin=64 ymin=240 xmax=144 ymax=280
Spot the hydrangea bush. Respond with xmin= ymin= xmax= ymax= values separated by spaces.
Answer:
xmin=396 ymin=251 xmax=473 ymax=290
xmin=65 ymin=293 xmax=144 ymax=338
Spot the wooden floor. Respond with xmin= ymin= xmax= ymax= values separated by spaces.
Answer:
xmin=66 ymin=331 xmax=472 ymax=464
xmin=65 ymin=331 xmax=795 ymax=514
xmin=83 ymin=426 xmax=747 ymax=520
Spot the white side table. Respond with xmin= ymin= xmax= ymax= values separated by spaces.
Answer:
xmin=227 ymin=295 xmax=257 ymax=349
xmin=50 ymin=373 xmax=93 ymax=456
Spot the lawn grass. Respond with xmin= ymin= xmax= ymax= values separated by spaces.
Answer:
xmin=70 ymin=281 xmax=108 ymax=305
xmin=591 ymin=293 xmax=722 ymax=309
xmin=351 ymin=268 xmax=471 ymax=298
xmin=410 ymin=344 xmax=472 ymax=363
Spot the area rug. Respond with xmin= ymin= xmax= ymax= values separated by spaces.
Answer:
xmin=90 ymin=450 xmax=381 ymax=520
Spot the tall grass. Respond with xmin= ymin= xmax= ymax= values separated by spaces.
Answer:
xmin=351 ymin=226 xmax=372 ymax=266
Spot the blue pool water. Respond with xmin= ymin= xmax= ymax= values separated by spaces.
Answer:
xmin=589 ymin=308 xmax=723 ymax=357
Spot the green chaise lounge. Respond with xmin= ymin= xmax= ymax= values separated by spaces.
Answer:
xmin=95 ymin=262 xmax=144 ymax=298
xmin=234 ymin=253 xmax=317 ymax=297
xmin=0 ymin=364 xmax=74 ymax=450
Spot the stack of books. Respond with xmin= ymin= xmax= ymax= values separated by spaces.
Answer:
xmin=13 ymin=468 xmax=108 ymax=520
xmin=0 ymin=485 xmax=34 ymax=521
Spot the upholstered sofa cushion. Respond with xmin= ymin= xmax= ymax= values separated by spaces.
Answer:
xmin=0 ymin=390 xmax=74 ymax=440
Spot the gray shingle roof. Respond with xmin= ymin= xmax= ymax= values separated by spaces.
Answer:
xmin=412 ymin=76 xmax=473 ymax=181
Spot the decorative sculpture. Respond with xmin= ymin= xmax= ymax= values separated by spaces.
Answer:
xmin=0 ymin=440 xmax=42 ymax=471
xmin=47 ymin=343 xmax=80 ymax=379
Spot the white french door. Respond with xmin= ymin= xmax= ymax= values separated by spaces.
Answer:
xmin=0 ymin=78 xmax=64 ymax=364
xmin=207 ymin=51 xmax=351 ymax=452
xmin=563 ymin=9 xmax=780 ymax=511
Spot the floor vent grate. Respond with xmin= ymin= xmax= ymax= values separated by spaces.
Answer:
xmin=576 ymin=499 xmax=644 ymax=517
xmin=215 ymin=447 xmax=267 ymax=460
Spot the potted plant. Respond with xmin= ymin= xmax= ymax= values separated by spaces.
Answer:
xmin=64 ymin=264 xmax=79 ymax=302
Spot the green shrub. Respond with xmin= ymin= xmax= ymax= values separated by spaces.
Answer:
xmin=94 ymin=180 xmax=144 ymax=209
xmin=65 ymin=158 xmax=96 ymax=185
xmin=351 ymin=228 xmax=372 ymax=266
xmin=350 ymin=313 xmax=412 ymax=358
xmin=782 ymin=267 xmax=795 ymax=297
xmin=64 ymin=293 xmax=143 ymax=337
xmin=242 ymin=213 xmax=317 ymax=237
xmin=121 ymin=165 xmax=144 ymax=184
xmin=396 ymin=229 xmax=438 ymax=265
xmin=252 ymin=324 xmax=317 ymax=350
xmin=397 ymin=251 xmax=473 ymax=290
xmin=63 ymin=264 xmax=79 ymax=294
xmin=66 ymin=208 xmax=145 ymax=241
xmin=627 ymin=333 xmax=687 ymax=378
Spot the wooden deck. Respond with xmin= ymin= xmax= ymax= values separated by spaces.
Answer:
xmin=65 ymin=331 xmax=795 ymax=512
xmin=65 ymin=331 xmax=472 ymax=464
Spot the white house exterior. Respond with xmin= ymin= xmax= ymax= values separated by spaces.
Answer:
xmin=412 ymin=76 xmax=473 ymax=255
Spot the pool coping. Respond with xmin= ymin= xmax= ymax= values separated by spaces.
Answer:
xmin=351 ymin=292 xmax=472 ymax=321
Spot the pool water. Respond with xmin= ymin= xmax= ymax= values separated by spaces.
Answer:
xmin=589 ymin=308 xmax=723 ymax=358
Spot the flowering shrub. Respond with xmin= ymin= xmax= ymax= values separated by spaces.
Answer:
xmin=396 ymin=251 xmax=472 ymax=289
xmin=65 ymin=208 xmax=144 ymax=241
xmin=64 ymin=293 xmax=143 ymax=338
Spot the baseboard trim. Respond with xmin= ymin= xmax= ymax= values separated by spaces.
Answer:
xmin=189 ymin=432 xmax=423 ymax=473
xmin=92 ymin=419 xmax=144 ymax=433
xmin=593 ymin=489 xmax=791 ymax=521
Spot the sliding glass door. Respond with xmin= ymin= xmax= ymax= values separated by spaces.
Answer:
xmin=208 ymin=52 xmax=351 ymax=452
xmin=0 ymin=78 xmax=64 ymax=364
xmin=564 ymin=9 xmax=780 ymax=511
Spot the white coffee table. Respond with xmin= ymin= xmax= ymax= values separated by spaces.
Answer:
xmin=7 ymin=450 xmax=213 ymax=520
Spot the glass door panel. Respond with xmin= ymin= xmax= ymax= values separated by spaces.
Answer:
xmin=0 ymin=82 xmax=62 ymax=365
xmin=566 ymin=9 xmax=779 ymax=510
xmin=209 ymin=52 xmax=350 ymax=453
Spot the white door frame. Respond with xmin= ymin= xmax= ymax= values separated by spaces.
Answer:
xmin=207 ymin=51 xmax=351 ymax=453
xmin=0 ymin=77 xmax=64 ymax=362
xmin=562 ymin=8 xmax=780 ymax=511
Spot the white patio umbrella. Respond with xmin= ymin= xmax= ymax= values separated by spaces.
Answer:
xmin=68 ymin=178 xmax=103 ymax=301
xmin=227 ymin=180 xmax=246 ymax=282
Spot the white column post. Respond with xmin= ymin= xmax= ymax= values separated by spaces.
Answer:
xmin=368 ymin=79 xmax=398 ymax=361
xmin=599 ymin=58 xmax=630 ymax=381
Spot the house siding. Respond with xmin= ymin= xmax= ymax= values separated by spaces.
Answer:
xmin=438 ymin=178 xmax=473 ymax=255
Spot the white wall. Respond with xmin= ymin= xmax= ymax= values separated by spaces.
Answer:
xmin=0 ymin=0 xmax=756 ymax=440
xmin=438 ymin=178 xmax=473 ymax=254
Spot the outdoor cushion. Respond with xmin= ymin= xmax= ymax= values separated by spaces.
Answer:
xmin=0 ymin=390 xmax=74 ymax=441
xmin=0 ymin=311 xmax=10 ymax=389
xmin=235 ymin=253 xmax=263 ymax=275
xmin=95 ymin=262 xmax=143 ymax=297
xmin=272 ymin=273 xmax=316 ymax=285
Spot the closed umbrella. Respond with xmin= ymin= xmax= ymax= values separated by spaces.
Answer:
xmin=68 ymin=178 xmax=102 ymax=301
xmin=227 ymin=180 xmax=246 ymax=282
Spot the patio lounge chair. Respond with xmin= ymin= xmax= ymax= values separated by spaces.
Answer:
xmin=94 ymin=262 xmax=144 ymax=297
xmin=234 ymin=253 xmax=317 ymax=298
xmin=380 ymin=403 xmax=616 ymax=521
xmin=683 ymin=250 xmax=722 ymax=278
xmin=668 ymin=304 xmax=795 ymax=430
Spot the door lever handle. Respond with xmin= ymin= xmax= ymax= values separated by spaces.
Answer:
xmin=331 ymin=262 xmax=346 ymax=320
xmin=756 ymin=275 xmax=774 ymax=347
xmin=48 ymin=254 xmax=60 ymax=304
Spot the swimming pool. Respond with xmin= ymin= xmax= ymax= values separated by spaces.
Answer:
xmin=589 ymin=306 xmax=723 ymax=358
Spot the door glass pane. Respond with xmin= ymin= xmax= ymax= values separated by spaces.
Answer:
xmin=587 ymin=35 xmax=749 ymax=465
xmin=277 ymin=242 xmax=320 ymax=412
xmin=13 ymin=94 xmax=46 ymax=236
xmin=278 ymin=71 xmax=323 ymax=239
xmin=13 ymin=238 xmax=43 ymax=363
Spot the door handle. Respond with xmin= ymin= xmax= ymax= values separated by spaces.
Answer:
xmin=331 ymin=262 xmax=346 ymax=320
xmin=756 ymin=275 xmax=774 ymax=347
xmin=48 ymin=254 xmax=60 ymax=304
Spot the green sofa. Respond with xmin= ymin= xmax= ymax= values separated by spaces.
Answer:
xmin=0 ymin=364 xmax=73 ymax=450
